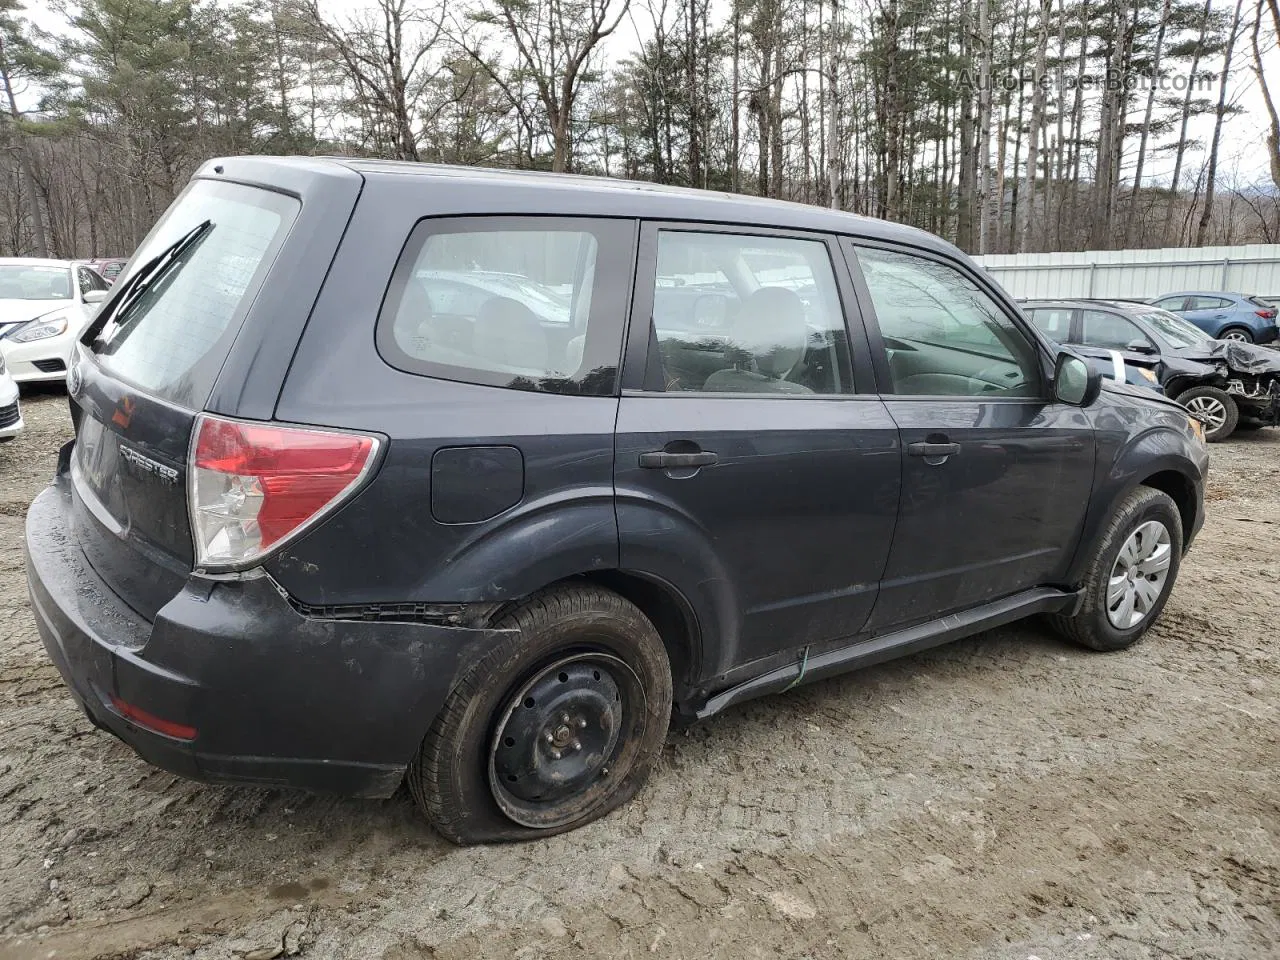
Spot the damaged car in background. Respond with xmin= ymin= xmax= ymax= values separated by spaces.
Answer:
xmin=1023 ymin=298 xmax=1280 ymax=442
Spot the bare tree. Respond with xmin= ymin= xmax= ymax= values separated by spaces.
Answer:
xmin=1018 ymin=0 xmax=1051 ymax=250
xmin=1253 ymin=0 xmax=1280 ymax=189
xmin=295 ymin=0 xmax=443 ymax=161
xmin=469 ymin=0 xmax=631 ymax=172
xmin=1195 ymin=0 xmax=1246 ymax=246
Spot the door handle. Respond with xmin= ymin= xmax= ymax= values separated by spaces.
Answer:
xmin=639 ymin=450 xmax=719 ymax=469
xmin=907 ymin=441 xmax=960 ymax=458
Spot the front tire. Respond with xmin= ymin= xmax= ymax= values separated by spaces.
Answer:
xmin=1049 ymin=486 xmax=1183 ymax=651
xmin=409 ymin=585 xmax=672 ymax=844
xmin=1178 ymin=385 xmax=1239 ymax=442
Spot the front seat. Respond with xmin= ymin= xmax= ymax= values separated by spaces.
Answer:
xmin=703 ymin=287 xmax=813 ymax=394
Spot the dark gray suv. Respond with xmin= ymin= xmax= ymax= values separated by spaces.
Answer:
xmin=26 ymin=158 xmax=1208 ymax=843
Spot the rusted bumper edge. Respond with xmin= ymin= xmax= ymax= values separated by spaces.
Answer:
xmin=25 ymin=477 xmax=515 ymax=799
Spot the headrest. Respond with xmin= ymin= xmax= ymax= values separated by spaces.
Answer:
xmin=473 ymin=296 xmax=548 ymax=372
xmin=727 ymin=286 xmax=808 ymax=377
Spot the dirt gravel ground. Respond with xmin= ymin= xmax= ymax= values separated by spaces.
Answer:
xmin=0 ymin=392 xmax=1276 ymax=960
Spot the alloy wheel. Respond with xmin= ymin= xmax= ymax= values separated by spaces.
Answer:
xmin=1220 ymin=329 xmax=1250 ymax=342
xmin=1106 ymin=520 xmax=1173 ymax=629
xmin=1183 ymin=395 xmax=1228 ymax=432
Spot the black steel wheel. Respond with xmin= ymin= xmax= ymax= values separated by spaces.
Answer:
xmin=488 ymin=652 xmax=645 ymax=829
xmin=408 ymin=585 xmax=672 ymax=844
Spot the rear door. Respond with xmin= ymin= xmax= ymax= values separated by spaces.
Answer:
xmin=844 ymin=240 xmax=1096 ymax=631
xmin=68 ymin=175 xmax=324 ymax=620
xmin=614 ymin=223 xmax=900 ymax=678
xmin=1183 ymin=295 xmax=1232 ymax=334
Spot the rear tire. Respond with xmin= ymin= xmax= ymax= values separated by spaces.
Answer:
xmin=409 ymin=584 xmax=672 ymax=844
xmin=1178 ymin=385 xmax=1238 ymax=442
xmin=1218 ymin=326 xmax=1253 ymax=343
xmin=1049 ymin=486 xmax=1183 ymax=652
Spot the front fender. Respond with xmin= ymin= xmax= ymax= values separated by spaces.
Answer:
xmin=1065 ymin=407 xmax=1206 ymax=585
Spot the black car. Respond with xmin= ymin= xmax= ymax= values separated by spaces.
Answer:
xmin=27 ymin=158 xmax=1207 ymax=844
xmin=1023 ymin=298 xmax=1280 ymax=441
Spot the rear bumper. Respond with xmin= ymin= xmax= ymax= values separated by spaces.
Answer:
xmin=25 ymin=477 xmax=512 ymax=798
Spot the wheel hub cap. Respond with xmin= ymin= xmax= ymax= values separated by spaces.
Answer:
xmin=1107 ymin=520 xmax=1172 ymax=629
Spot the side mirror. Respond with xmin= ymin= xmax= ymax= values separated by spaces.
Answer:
xmin=1125 ymin=339 xmax=1156 ymax=355
xmin=82 ymin=289 xmax=108 ymax=304
xmin=1054 ymin=351 xmax=1102 ymax=407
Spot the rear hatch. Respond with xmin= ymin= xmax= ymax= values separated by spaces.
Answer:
xmin=68 ymin=177 xmax=304 ymax=622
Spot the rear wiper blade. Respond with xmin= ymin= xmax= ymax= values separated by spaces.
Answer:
xmin=82 ymin=219 xmax=214 ymax=346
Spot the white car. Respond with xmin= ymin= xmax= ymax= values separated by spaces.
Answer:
xmin=0 ymin=351 xmax=22 ymax=442
xmin=0 ymin=258 xmax=109 ymax=383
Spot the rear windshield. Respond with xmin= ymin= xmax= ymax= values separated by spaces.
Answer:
xmin=91 ymin=180 xmax=298 ymax=408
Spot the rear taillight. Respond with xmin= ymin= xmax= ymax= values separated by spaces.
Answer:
xmin=189 ymin=414 xmax=379 ymax=571
xmin=110 ymin=694 xmax=198 ymax=740
xmin=1256 ymin=310 xmax=1276 ymax=320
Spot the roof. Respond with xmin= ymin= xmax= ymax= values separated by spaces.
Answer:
xmin=197 ymin=156 xmax=964 ymax=262
xmin=1022 ymin=298 xmax=1154 ymax=314
xmin=0 ymin=257 xmax=77 ymax=268
xmin=1154 ymin=291 xmax=1252 ymax=298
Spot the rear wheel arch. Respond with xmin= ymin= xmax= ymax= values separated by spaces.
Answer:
xmin=410 ymin=581 xmax=674 ymax=843
xmin=1218 ymin=325 xmax=1254 ymax=342
xmin=489 ymin=570 xmax=703 ymax=706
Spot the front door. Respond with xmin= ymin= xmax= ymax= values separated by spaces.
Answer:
xmin=614 ymin=224 xmax=901 ymax=678
xmin=845 ymin=241 xmax=1097 ymax=632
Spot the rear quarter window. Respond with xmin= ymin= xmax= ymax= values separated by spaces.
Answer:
xmin=91 ymin=180 xmax=298 ymax=409
xmin=376 ymin=217 xmax=635 ymax=396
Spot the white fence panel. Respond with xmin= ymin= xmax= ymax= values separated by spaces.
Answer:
xmin=972 ymin=245 xmax=1280 ymax=302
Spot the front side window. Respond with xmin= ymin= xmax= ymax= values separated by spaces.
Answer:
xmin=1026 ymin=307 xmax=1073 ymax=341
xmin=855 ymin=246 xmax=1040 ymax=397
xmin=1152 ymin=296 xmax=1188 ymax=312
xmin=1080 ymin=310 xmax=1152 ymax=350
xmin=649 ymin=231 xmax=853 ymax=395
xmin=378 ymin=219 xmax=630 ymax=396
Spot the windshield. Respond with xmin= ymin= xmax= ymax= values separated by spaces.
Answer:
xmin=0 ymin=264 xmax=72 ymax=301
xmin=1140 ymin=309 xmax=1212 ymax=348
